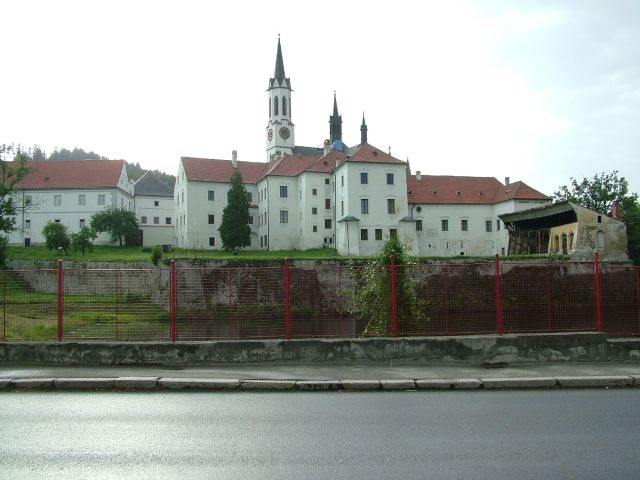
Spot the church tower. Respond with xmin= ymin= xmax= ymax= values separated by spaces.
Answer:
xmin=266 ymin=37 xmax=295 ymax=162
xmin=360 ymin=113 xmax=368 ymax=145
xmin=329 ymin=92 xmax=343 ymax=145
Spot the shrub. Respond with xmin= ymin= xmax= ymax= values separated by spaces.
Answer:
xmin=70 ymin=227 xmax=97 ymax=256
xmin=150 ymin=245 xmax=163 ymax=266
xmin=42 ymin=221 xmax=70 ymax=254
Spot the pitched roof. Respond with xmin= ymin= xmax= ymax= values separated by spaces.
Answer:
xmin=15 ymin=160 xmax=126 ymax=190
xmin=181 ymin=157 xmax=267 ymax=184
xmin=407 ymin=175 xmax=550 ymax=205
xmin=134 ymin=172 xmax=173 ymax=197
xmin=341 ymin=143 xmax=405 ymax=165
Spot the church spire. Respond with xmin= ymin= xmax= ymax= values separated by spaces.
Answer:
xmin=329 ymin=91 xmax=342 ymax=144
xmin=273 ymin=36 xmax=286 ymax=83
xmin=360 ymin=112 xmax=368 ymax=145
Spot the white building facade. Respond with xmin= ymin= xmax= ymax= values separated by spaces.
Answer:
xmin=8 ymin=160 xmax=135 ymax=246
xmin=174 ymin=38 xmax=551 ymax=256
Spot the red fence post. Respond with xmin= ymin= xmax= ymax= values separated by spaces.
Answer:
xmin=594 ymin=251 xmax=603 ymax=332
xmin=495 ymin=254 xmax=503 ymax=335
xmin=338 ymin=266 xmax=343 ymax=337
xmin=228 ymin=269 xmax=233 ymax=338
xmin=115 ymin=270 xmax=120 ymax=341
xmin=390 ymin=255 xmax=398 ymax=337
xmin=284 ymin=257 xmax=292 ymax=340
xmin=546 ymin=265 xmax=553 ymax=332
xmin=170 ymin=260 xmax=177 ymax=342
xmin=443 ymin=265 xmax=449 ymax=334
xmin=57 ymin=259 xmax=64 ymax=342
xmin=3 ymin=269 xmax=6 ymax=340
xmin=636 ymin=267 xmax=640 ymax=335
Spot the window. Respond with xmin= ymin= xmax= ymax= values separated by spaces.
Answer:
xmin=441 ymin=219 xmax=449 ymax=231
xmin=280 ymin=210 xmax=288 ymax=223
xmin=274 ymin=95 xmax=279 ymax=115
xmin=280 ymin=186 xmax=287 ymax=198
xmin=54 ymin=219 xmax=60 ymax=223
xmin=153 ymin=217 xmax=159 ymax=225
xmin=461 ymin=219 xmax=468 ymax=232
xmin=154 ymin=200 xmax=159 ymax=207
xmin=181 ymin=192 xmax=184 ymax=203
xmin=416 ymin=220 xmax=423 ymax=232
xmin=54 ymin=195 xmax=62 ymax=206
xmin=341 ymin=175 xmax=344 ymax=187
xmin=208 ymin=190 xmax=214 ymax=201
xmin=98 ymin=194 xmax=105 ymax=206
xmin=209 ymin=237 xmax=215 ymax=247
xmin=325 ymin=178 xmax=330 ymax=185
xmin=166 ymin=217 xmax=172 ymax=225
xmin=486 ymin=220 xmax=492 ymax=232
xmin=387 ymin=199 xmax=395 ymax=214
xmin=282 ymin=96 xmax=287 ymax=115
xmin=341 ymin=201 xmax=344 ymax=216
xmin=260 ymin=237 xmax=263 ymax=247
xmin=361 ymin=198 xmax=369 ymax=214
xmin=325 ymin=199 xmax=331 ymax=209
xmin=248 ymin=216 xmax=253 ymax=225
xmin=246 ymin=192 xmax=252 ymax=203
xmin=386 ymin=173 xmax=394 ymax=185
xmin=375 ymin=229 xmax=382 ymax=240
xmin=390 ymin=228 xmax=397 ymax=239
xmin=79 ymin=219 xmax=85 ymax=228
xmin=360 ymin=229 xmax=368 ymax=241
xmin=24 ymin=195 xmax=32 ymax=206
xmin=312 ymin=188 xmax=317 ymax=196
xmin=208 ymin=214 xmax=215 ymax=224
xmin=312 ymin=207 xmax=318 ymax=215
xmin=313 ymin=225 xmax=318 ymax=232
xmin=325 ymin=219 xmax=332 ymax=229
xmin=360 ymin=172 xmax=368 ymax=184
xmin=141 ymin=216 xmax=147 ymax=224
xmin=496 ymin=220 xmax=500 ymax=231
xmin=78 ymin=194 xmax=86 ymax=206
xmin=25 ymin=219 xmax=31 ymax=229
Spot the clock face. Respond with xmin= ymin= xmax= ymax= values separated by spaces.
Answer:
xmin=279 ymin=127 xmax=290 ymax=140
xmin=267 ymin=129 xmax=273 ymax=141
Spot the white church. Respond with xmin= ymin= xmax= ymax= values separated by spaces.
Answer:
xmin=174 ymin=39 xmax=551 ymax=256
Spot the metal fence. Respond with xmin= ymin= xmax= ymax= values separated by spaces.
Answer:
xmin=1 ymin=255 xmax=638 ymax=342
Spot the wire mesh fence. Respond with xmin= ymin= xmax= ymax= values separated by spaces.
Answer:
xmin=1 ymin=258 xmax=639 ymax=341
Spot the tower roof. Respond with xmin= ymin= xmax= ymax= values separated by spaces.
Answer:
xmin=269 ymin=37 xmax=292 ymax=90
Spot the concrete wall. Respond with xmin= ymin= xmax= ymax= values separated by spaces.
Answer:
xmin=1 ymin=333 xmax=639 ymax=366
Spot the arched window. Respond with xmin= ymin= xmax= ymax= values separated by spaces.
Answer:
xmin=569 ymin=232 xmax=575 ymax=251
xmin=282 ymin=96 xmax=287 ymax=115
xmin=561 ymin=233 xmax=568 ymax=255
xmin=269 ymin=98 xmax=271 ymax=117
xmin=554 ymin=235 xmax=560 ymax=253
xmin=274 ymin=96 xmax=279 ymax=116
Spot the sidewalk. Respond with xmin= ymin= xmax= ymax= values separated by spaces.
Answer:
xmin=1 ymin=362 xmax=640 ymax=391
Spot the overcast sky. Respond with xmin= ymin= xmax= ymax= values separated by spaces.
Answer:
xmin=1 ymin=0 xmax=639 ymax=196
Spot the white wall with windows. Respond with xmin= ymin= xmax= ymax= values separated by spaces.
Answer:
xmin=136 ymin=195 xmax=175 ymax=246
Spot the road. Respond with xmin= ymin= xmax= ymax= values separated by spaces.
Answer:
xmin=1 ymin=390 xmax=639 ymax=479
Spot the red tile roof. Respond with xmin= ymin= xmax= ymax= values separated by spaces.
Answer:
xmin=257 ymin=154 xmax=320 ymax=180
xmin=345 ymin=143 xmax=405 ymax=165
xmin=16 ymin=160 xmax=126 ymax=190
xmin=181 ymin=157 xmax=267 ymax=184
xmin=407 ymin=175 xmax=550 ymax=205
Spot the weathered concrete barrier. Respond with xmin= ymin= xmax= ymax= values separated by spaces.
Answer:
xmin=1 ymin=333 xmax=639 ymax=366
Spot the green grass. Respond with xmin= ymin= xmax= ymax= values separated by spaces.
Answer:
xmin=6 ymin=245 xmax=343 ymax=263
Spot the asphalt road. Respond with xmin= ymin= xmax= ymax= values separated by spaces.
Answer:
xmin=1 ymin=390 xmax=639 ymax=479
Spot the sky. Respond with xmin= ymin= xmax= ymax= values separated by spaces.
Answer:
xmin=1 ymin=0 xmax=639 ymax=196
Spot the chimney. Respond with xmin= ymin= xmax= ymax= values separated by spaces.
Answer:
xmin=323 ymin=139 xmax=331 ymax=156
xmin=505 ymin=176 xmax=510 ymax=186
xmin=416 ymin=171 xmax=422 ymax=181
xmin=231 ymin=150 xmax=238 ymax=169
xmin=611 ymin=200 xmax=621 ymax=220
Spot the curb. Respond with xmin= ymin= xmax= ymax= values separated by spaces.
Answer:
xmin=1 ymin=375 xmax=639 ymax=392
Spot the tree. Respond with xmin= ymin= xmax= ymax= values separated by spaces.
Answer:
xmin=91 ymin=207 xmax=139 ymax=246
xmin=70 ymin=226 xmax=97 ymax=256
xmin=554 ymin=171 xmax=640 ymax=264
xmin=48 ymin=147 xmax=107 ymax=161
xmin=345 ymin=236 xmax=426 ymax=335
xmin=219 ymin=170 xmax=251 ymax=252
xmin=42 ymin=221 xmax=70 ymax=254
xmin=0 ymin=145 xmax=31 ymax=235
